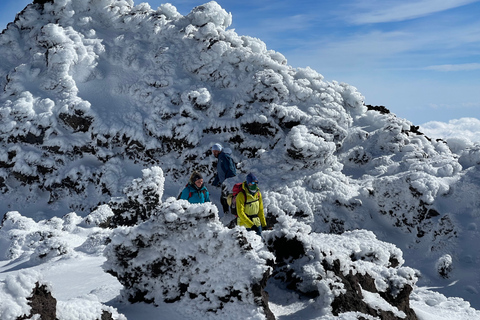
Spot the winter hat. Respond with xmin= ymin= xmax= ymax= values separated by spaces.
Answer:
xmin=246 ymin=173 xmax=258 ymax=185
xmin=190 ymin=171 xmax=203 ymax=183
xmin=212 ymin=143 xmax=223 ymax=151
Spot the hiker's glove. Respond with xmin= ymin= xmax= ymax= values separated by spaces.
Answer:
xmin=250 ymin=225 xmax=259 ymax=232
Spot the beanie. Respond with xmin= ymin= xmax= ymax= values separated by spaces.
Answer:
xmin=190 ymin=172 xmax=203 ymax=183
xmin=246 ymin=173 xmax=258 ymax=184
xmin=212 ymin=143 xmax=223 ymax=151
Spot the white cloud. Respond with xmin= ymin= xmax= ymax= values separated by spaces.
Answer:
xmin=283 ymin=13 xmax=480 ymax=75
xmin=424 ymin=63 xmax=480 ymax=71
xmin=420 ymin=118 xmax=480 ymax=143
xmin=350 ymin=0 xmax=480 ymax=24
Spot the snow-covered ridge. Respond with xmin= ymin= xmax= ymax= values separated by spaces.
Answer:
xmin=1 ymin=0 xmax=480 ymax=318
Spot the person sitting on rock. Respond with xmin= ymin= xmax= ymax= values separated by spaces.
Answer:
xmin=179 ymin=171 xmax=210 ymax=204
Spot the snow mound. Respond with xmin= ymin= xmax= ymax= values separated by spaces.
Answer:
xmin=0 ymin=269 xmax=125 ymax=320
xmin=1 ymin=0 xmax=480 ymax=314
xmin=265 ymin=216 xmax=417 ymax=318
xmin=104 ymin=195 xmax=275 ymax=319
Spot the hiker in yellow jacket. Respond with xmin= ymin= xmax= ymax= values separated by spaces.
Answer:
xmin=236 ymin=173 xmax=266 ymax=236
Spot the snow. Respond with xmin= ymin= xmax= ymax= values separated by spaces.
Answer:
xmin=1 ymin=0 xmax=480 ymax=319
xmin=420 ymin=118 xmax=480 ymax=145
xmin=411 ymin=288 xmax=480 ymax=320
xmin=0 ymin=270 xmax=47 ymax=319
xmin=362 ymin=289 xmax=406 ymax=318
xmin=2 ymin=199 xmax=476 ymax=320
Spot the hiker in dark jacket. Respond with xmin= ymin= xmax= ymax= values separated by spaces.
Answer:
xmin=179 ymin=171 xmax=210 ymax=204
xmin=211 ymin=143 xmax=237 ymax=214
xmin=212 ymin=143 xmax=236 ymax=187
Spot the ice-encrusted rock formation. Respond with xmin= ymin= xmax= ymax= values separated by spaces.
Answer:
xmin=2 ymin=0 xmax=480 ymax=315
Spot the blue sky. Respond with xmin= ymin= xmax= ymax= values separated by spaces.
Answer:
xmin=1 ymin=0 xmax=479 ymax=125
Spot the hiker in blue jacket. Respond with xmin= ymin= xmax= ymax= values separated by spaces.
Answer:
xmin=179 ymin=171 xmax=210 ymax=204
xmin=211 ymin=143 xmax=236 ymax=213
xmin=212 ymin=143 xmax=236 ymax=187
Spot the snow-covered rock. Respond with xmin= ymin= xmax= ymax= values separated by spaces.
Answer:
xmin=104 ymin=197 xmax=275 ymax=319
xmin=1 ymin=0 xmax=480 ymax=316
xmin=0 ymin=270 xmax=55 ymax=320
xmin=0 ymin=269 xmax=125 ymax=320
xmin=265 ymin=216 xmax=417 ymax=319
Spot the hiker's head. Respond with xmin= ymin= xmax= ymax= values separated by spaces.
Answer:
xmin=190 ymin=172 xmax=204 ymax=187
xmin=246 ymin=173 xmax=258 ymax=191
xmin=212 ymin=143 xmax=222 ymax=158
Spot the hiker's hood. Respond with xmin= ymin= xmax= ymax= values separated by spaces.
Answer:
xmin=222 ymin=147 xmax=232 ymax=155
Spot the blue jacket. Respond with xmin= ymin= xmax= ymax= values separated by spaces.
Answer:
xmin=180 ymin=183 xmax=210 ymax=204
xmin=213 ymin=151 xmax=236 ymax=186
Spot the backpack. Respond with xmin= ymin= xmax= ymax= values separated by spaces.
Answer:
xmin=223 ymin=153 xmax=237 ymax=179
xmin=226 ymin=183 xmax=243 ymax=204
xmin=226 ymin=183 xmax=259 ymax=216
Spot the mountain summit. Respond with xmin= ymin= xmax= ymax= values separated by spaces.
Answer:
xmin=1 ymin=0 xmax=480 ymax=319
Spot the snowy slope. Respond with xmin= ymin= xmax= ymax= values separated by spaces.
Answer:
xmin=1 ymin=0 xmax=480 ymax=319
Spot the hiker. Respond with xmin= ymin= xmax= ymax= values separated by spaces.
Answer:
xmin=179 ymin=171 xmax=210 ymax=204
xmin=236 ymin=173 xmax=266 ymax=237
xmin=211 ymin=143 xmax=236 ymax=213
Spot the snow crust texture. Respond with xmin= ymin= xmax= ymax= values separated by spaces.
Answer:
xmin=1 ymin=0 xmax=480 ymax=318
xmin=104 ymin=195 xmax=275 ymax=318
xmin=265 ymin=216 xmax=417 ymax=318
xmin=0 ymin=214 xmax=126 ymax=320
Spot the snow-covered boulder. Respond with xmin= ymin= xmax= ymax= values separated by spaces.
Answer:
xmin=0 ymin=210 xmax=113 ymax=262
xmin=103 ymin=197 xmax=275 ymax=319
xmin=265 ymin=216 xmax=418 ymax=319
xmin=436 ymin=254 xmax=453 ymax=279
xmin=108 ymin=166 xmax=165 ymax=227
xmin=0 ymin=211 xmax=71 ymax=262
xmin=0 ymin=269 xmax=125 ymax=320
xmin=0 ymin=270 xmax=56 ymax=320
xmin=0 ymin=0 xmax=364 ymax=220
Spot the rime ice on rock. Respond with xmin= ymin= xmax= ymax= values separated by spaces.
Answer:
xmin=1 ymin=0 xmax=480 ymax=316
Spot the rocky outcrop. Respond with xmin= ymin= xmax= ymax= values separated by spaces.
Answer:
xmin=17 ymin=282 xmax=57 ymax=320
xmin=108 ymin=167 xmax=165 ymax=227
xmin=1 ymin=0 xmax=479 ymax=314
xmin=0 ymin=267 xmax=124 ymax=320
xmin=266 ymin=218 xmax=418 ymax=319
xmin=104 ymin=194 xmax=275 ymax=319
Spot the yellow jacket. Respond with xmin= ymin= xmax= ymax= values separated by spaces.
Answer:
xmin=236 ymin=182 xmax=266 ymax=228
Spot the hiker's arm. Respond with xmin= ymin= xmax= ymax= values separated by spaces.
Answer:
xmin=258 ymin=192 xmax=267 ymax=227
xmin=212 ymin=174 xmax=220 ymax=186
xmin=236 ymin=192 xmax=254 ymax=228
xmin=179 ymin=188 xmax=190 ymax=200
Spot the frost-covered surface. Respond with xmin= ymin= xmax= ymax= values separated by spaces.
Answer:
xmin=0 ymin=182 xmax=478 ymax=319
xmin=0 ymin=270 xmax=49 ymax=320
xmin=104 ymin=195 xmax=275 ymax=318
xmin=2 ymin=176 xmax=477 ymax=320
xmin=107 ymin=166 xmax=166 ymax=227
xmin=1 ymin=0 xmax=480 ymax=319
xmin=0 ymin=209 xmax=109 ymax=262
xmin=264 ymin=216 xmax=417 ymax=318
xmin=0 ymin=221 xmax=126 ymax=320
